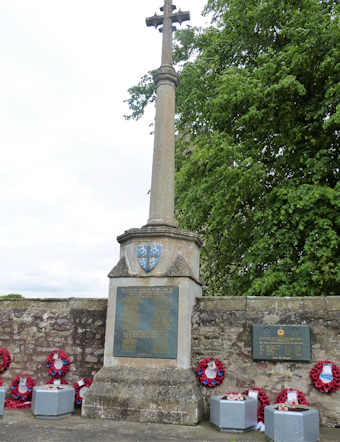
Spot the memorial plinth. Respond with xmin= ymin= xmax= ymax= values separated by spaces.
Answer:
xmin=32 ymin=385 xmax=75 ymax=419
xmin=0 ymin=387 xmax=5 ymax=417
xmin=82 ymin=225 xmax=203 ymax=424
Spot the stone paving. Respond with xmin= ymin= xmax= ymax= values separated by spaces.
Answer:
xmin=1 ymin=409 xmax=340 ymax=442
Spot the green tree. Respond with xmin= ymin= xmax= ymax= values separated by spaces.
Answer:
xmin=127 ymin=0 xmax=340 ymax=296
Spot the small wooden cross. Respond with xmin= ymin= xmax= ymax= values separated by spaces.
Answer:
xmin=146 ymin=0 xmax=190 ymax=66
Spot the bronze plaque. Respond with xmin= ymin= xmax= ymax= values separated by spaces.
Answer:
xmin=252 ymin=325 xmax=311 ymax=361
xmin=114 ymin=286 xmax=178 ymax=359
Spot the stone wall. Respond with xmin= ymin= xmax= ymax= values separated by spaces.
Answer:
xmin=192 ymin=296 xmax=340 ymax=427
xmin=1 ymin=296 xmax=339 ymax=426
xmin=0 ymin=299 xmax=106 ymax=389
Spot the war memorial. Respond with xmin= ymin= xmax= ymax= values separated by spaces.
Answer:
xmin=0 ymin=1 xmax=340 ymax=440
xmin=82 ymin=0 xmax=204 ymax=425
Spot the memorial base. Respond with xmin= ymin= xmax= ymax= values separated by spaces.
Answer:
xmin=0 ymin=387 xmax=4 ymax=417
xmin=82 ymin=366 xmax=203 ymax=425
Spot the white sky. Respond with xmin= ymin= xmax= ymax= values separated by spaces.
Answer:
xmin=0 ymin=0 xmax=208 ymax=298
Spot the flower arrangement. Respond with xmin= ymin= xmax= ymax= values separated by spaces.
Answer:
xmin=310 ymin=360 xmax=340 ymax=393
xmin=242 ymin=387 xmax=270 ymax=422
xmin=45 ymin=349 xmax=71 ymax=378
xmin=195 ymin=357 xmax=225 ymax=388
xmin=0 ymin=348 xmax=12 ymax=373
xmin=74 ymin=378 xmax=93 ymax=405
xmin=9 ymin=374 xmax=35 ymax=401
xmin=275 ymin=388 xmax=308 ymax=406
xmin=222 ymin=392 xmax=245 ymax=401
xmin=274 ymin=402 xmax=310 ymax=412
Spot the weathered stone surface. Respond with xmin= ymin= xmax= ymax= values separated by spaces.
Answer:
xmin=192 ymin=297 xmax=340 ymax=427
xmin=82 ymin=366 xmax=203 ymax=425
xmin=1 ymin=296 xmax=340 ymax=427
xmin=108 ymin=257 xmax=132 ymax=278
xmin=0 ymin=299 xmax=106 ymax=388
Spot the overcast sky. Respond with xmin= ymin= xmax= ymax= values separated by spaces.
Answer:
xmin=0 ymin=1 xmax=208 ymax=298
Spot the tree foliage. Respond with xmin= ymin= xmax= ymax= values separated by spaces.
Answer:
xmin=127 ymin=0 xmax=340 ymax=296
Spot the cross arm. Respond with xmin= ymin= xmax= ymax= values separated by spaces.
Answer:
xmin=146 ymin=10 xmax=190 ymax=28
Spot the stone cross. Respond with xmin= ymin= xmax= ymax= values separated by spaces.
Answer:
xmin=145 ymin=1 xmax=190 ymax=228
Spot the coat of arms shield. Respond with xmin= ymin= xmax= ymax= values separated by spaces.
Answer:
xmin=137 ymin=244 xmax=162 ymax=273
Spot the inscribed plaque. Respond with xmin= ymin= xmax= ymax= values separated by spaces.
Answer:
xmin=114 ymin=286 xmax=178 ymax=359
xmin=252 ymin=325 xmax=311 ymax=361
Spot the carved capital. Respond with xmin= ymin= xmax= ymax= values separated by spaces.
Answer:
xmin=153 ymin=65 xmax=178 ymax=86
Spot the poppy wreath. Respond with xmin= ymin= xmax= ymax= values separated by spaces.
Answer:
xmin=310 ymin=360 xmax=340 ymax=393
xmin=242 ymin=388 xmax=270 ymax=423
xmin=74 ymin=378 xmax=93 ymax=405
xmin=46 ymin=349 xmax=71 ymax=378
xmin=46 ymin=378 xmax=69 ymax=385
xmin=0 ymin=378 xmax=2 ymax=387
xmin=275 ymin=388 xmax=308 ymax=406
xmin=9 ymin=374 xmax=35 ymax=401
xmin=0 ymin=348 xmax=12 ymax=373
xmin=195 ymin=357 xmax=225 ymax=388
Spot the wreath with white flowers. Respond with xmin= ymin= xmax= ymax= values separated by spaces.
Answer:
xmin=46 ymin=349 xmax=71 ymax=378
xmin=275 ymin=388 xmax=308 ymax=406
xmin=9 ymin=374 xmax=35 ymax=402
xmin=195 ymin=357 xmax=225 ymax=388
xmin=242 ymin=387 xmax=270 ymax=423
xmin=74 ymin=378 xmax=93 ymax=405
xmin=0 ymin=348 xmax=12 ymax=373
xmin=310 ymin=360 xmax=340 ymax=393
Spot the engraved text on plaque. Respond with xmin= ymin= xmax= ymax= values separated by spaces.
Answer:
xmin=252 ymin=325 xmax=311 ymax=361
xmin=114 ymin=286 xmax=179 ymax=359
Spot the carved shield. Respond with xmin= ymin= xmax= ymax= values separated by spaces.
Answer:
xmin=137 ymin=244 xmax=162 ymax=273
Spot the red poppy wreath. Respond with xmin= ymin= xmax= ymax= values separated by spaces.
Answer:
xmin=310 ymin=360 xmax=340 ymax=393
xmin=74 ymin=378 xmax=93 ymax=405
xmin=195 ymin=357 xmax=225 ymax=388
xmin=0 ymin=348 xmax=12 ymax=373
xmin=46 ymin=349 xmax=71 ymax=378
xmin=242 ymin=388 xmax=270 ymax=423
xmin=275 ymin=388 xmax=308 ymax=406
xmin=9 ymin=374 xmax=35 ymax=401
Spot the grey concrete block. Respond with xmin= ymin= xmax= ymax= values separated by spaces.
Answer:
xmin=210 ymin=396 xmax=257 ymax=431
xmin=265 ymin=405 xmax=320 ymax=442
xmin=32 ymin=385 xmax=75 ymax=418
xmin=0 ymin=387 xmax=5 ymax=416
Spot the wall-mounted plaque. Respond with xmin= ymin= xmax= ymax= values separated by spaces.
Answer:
xmin=114 ymin=286 xmax=178 ymax=359
xmin=252 ymin=325 xmax=311 ymax=361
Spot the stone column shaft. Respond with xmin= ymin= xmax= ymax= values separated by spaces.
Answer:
xmin=148 ymin=69 xmax=177 ymax=227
